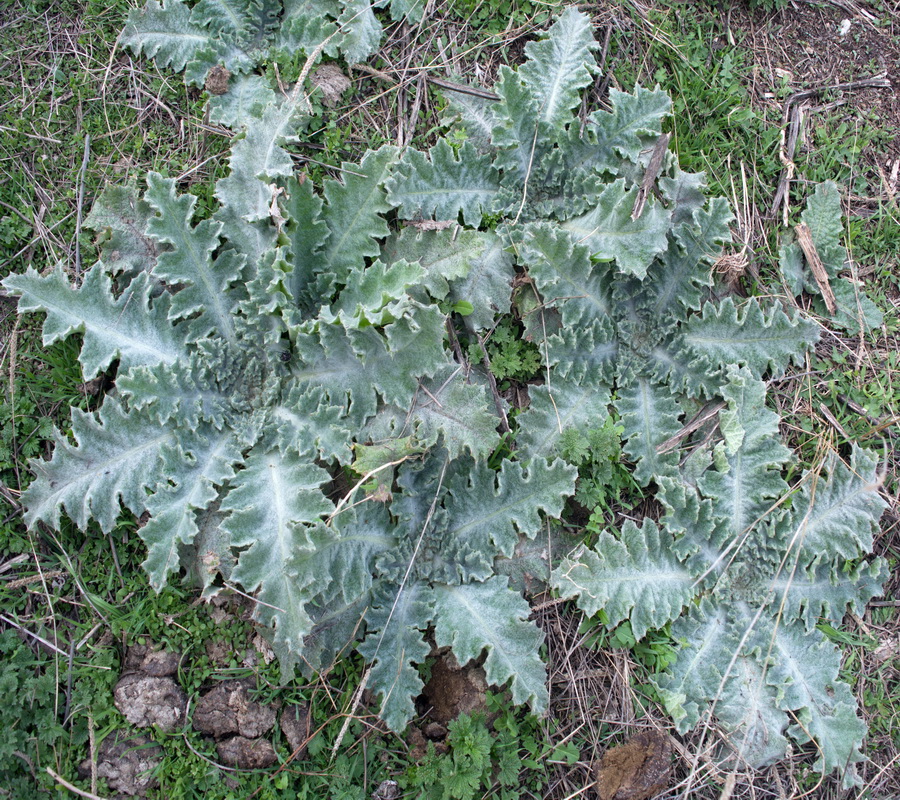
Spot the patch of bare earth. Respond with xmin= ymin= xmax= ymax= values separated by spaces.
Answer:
xmin=727 ymin=1 xmax=900 ymax=209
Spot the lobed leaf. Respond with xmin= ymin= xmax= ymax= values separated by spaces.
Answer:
xmin=20 ymin=399 xmax=171 ymax=533
xmin=553 ymin=518 xmax=695 ymax=638
xmin=388 ymin=140 xmax=500 ymax=228
xmin=562 ymin=179 xmax=670 ymax=278
xmin=517 ymin=7 xmax=597 ymax=134
xmin=358 ymin=582 xmax=435 ymax=732
xmin=681 ymin=296 xmax=818 ymax=378
xmin=142 ymin=431 xmax=243 ymax=589
xmin=443 ymin=457 xmax=577 ymax=561
xmin=615 ymin=376 xmax=682 ymax=485
xmin=84 ymin=182 xmax=158 ymax=279
xmin=433 ymin=577 xmax=549 ymax=713
xmin=2 ymin=267 xmax=188 ymax=380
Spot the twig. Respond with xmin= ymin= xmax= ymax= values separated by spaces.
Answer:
xmin=45 ymin=768 xmax=110 ymax=800
xmin=818 ymin=403 xmax=850 ymax=440
xmin=770 ymin=103 xmax=803 ymax=222
xmin=771 ymin=74 xmax=891 ymax=218
xmin=86 ymin=716 xmax=97 ymax=795
xmin=475 ymin=334 xmax=512 ymax=435
xmin=74 ymin=134 xmax=90 ymax=280
xmin=326 ymin=457 xmax=415 ymax=524
xmin=656 ymin=401 xmax=726 ymax=455
xmin=426 ymin=76 xmax=500 ymax=101
xmin=0 ymin=613 xmax=69 ymax=657
xmin=780 ymin=75 xmax=890 ymax=123
xmin=795 ymin=223 xmax=836 ymax=312
xmin=444 ymin=315 xmax=467 ymax=368
xmin=220 ymin=582 xmax=286 ymax=615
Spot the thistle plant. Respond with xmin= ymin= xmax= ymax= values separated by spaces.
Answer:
xmin=122 ymin=0 xmax=422 ymax=128
xmin=3 ymin=7 xmax=886 ymax=786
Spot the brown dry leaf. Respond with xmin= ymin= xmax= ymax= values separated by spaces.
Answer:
xmin=311 ymin=64 xmax=350 ymax=108
xmin=594 ymin=730 xmax=672 ymax=800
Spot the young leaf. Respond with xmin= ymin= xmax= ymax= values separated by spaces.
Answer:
xmin=517 ymin=7 xmax=597 ymax=134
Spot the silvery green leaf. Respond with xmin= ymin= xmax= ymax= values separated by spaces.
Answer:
xmin=2 ymin=266 xmax=188 ymax=380
xmin=517 ymin=7 xmax=597 ymax=134
xmin=562 ymin=179 xmax=670 ymax=278
xmin=141 ymin=430 xmax=243 ymax=589
xmin=781 ymin=446 xmax=886 ymax=566
xmin=515 ymin=377 xmax=612 ymax=463
xmin=770 ymin=557 xmax=887 ymax=633
xmin=445 ymin=230 xmax=514 ymax=330
xmin=553 ymin=518 xmax=695 ymax=639
xmin=207 ymin=73 xmax=276 ymax=126
xmin=123 ymin=0 xmax=254 ymax=85
xmin=366 ymin=365 xmax=500 ymax=461
xmin=514 ymin=221 xmax=615 ymax=326
xmin=145 ymin=173 xmax=244 ymax=343
xmin=337 ymin=0 xmax=381 ymax=63
xmin=359 ymin=582 xmax=435 ymax=732
xmin=84 ymin=182 xmax=158 ymax=280
xmin=222 ymin=446 xmax=334 ymax=674
xmin=443 ymin=457 xmax=577 ymax=562
xmin=615 ymin=377 xmax=682 ymax=485
xmin=433 ymin=577 xmax=549 ymax=713
xmin=681 ymin=297 xmax=818 ymax=378
xmin=388 ymin=140 xmax=500 ymax=227
xmin=698 ymin=366 xmax=791 ymax=540
xmin=215 ymin=100 xmax=307 ymax=225
xmin=317 ymin=145 xmax=399 ymax=283
xmin=588 ymin=86 xmax=672 ymax=172
xmin=20 ymin=399 xmax=171 ymax=533
xmin=381 ymin=226 xmax=483 ymax=299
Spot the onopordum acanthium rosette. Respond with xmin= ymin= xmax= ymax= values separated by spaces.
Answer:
xmin=3 ymin=6 xmax=886 ymax=764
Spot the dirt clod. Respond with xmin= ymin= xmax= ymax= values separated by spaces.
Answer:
xmin=124 ymin=642 xmax=182 ymax=677
xmin=205 ymin=65 xmax=230 ymax=95
xmin=311 ymin=63 xmax=350 ymax=108
xmin=216 ymin=735 xmax=277 ymax=769
xmin=372 ymin=779 xmax=401 ymax=800
xmin=594 ymin=730 xmax=672 ymax=800
xmin=420 ymin=651 xmax=488 ymax=725
xmin=78 ymin=732 xmax=163 ymax=797
xmin=193 ymin=680 xmax=277 ymax=739
xmin=114 ymin=674 xmax=188 ymax=732
xmin=280 ymin=704 xmax=311 ymax=757
xmin=407 ymin=726 xmax=448 ymax=762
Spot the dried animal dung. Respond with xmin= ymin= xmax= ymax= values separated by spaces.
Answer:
xmin=78 ymin=733 xmax=163 ymax=797
xmin=216 ymin=735 xmax=277 ymax=769
xmin=114 ymin=674 xmax=187 ymax=732
xmin=205 ymin=65 xmax=230 ymax=95
xmin=124 ymin=641 xmax=182 ymax=677
xmin=193 ymin=679 xmax=277 ymax=739
xmin=594 ymin=730 xmax=672 ymax=800
xmin=311 ymin=63 xmax=350 ymax=108
xmin=280 ymin=703 xmax=311 ymax=757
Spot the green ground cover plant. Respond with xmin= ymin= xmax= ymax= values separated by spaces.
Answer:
xmin=2 ymin=2 xmax=898 ymax=798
